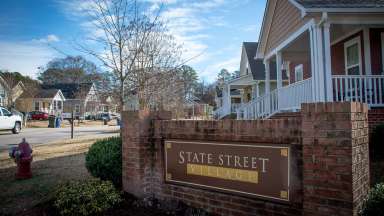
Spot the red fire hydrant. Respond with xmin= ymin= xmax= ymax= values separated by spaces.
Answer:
xmin=10 ymin=138 xmax=33 ymax=179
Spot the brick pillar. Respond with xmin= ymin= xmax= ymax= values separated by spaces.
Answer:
xmin=121 ymin=110 xmax=171 ymax=198
xmin=301 ymin=102 xmax=370 ymax=216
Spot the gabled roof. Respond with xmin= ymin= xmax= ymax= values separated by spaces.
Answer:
xmin=34 ymin=89 xmax=61 ymax=99
xmin=42 ymin=83 xmax=94 ymax=100
xmin=257 ymin=0 xmax=384 ymax=59
xmin=294 ymin=0 xmax=384 ymax=9
xmin=0 ymin=75 xmax=10 ymax=91
xmin=243 ymin=42 xmax=266 ymax=80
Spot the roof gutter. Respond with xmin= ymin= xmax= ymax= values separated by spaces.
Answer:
xmin=306 ymin=8 xmax=384 ymax=13
xmin=288 ymin=0 xmax=307 ymax=17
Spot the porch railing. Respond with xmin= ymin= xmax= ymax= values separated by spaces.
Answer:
xmin=237 ymin=90 xmax=279 ymax=119
xmin=332 ymin=75 xmax=384 ymax=107
xmin=237 ymin=78 xmax=312 ymax=119
xmin=278 ymin=78 xmax=313 ymax=110
xmin=214 ymin=103 xmax=242 ymax=119
xmin=213 ymin=106 xmax=225 ymax=119
xmin=231 ymin=103 xmax=242 ymax=113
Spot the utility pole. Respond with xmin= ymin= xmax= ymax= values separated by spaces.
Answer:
xmin=71 ymin=110 xmax=74 ymax=139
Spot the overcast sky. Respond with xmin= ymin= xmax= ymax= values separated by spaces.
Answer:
xmin=0 ymin=0 xmax=266 ymax=82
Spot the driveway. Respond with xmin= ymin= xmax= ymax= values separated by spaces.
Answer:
xmin=0 ymin=126 xmax=120 ymax=150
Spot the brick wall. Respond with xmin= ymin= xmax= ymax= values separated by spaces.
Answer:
xmin=122 ymin=102 xmax=370 ymax=216
xmin=154 ymin=120 xmax=303 ymax=216
xmin=301 ymin=102 xmax=370 ymax=216
xmin=368 ymin=108 xmax=384 ymax=133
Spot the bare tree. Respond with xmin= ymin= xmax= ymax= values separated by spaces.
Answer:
xmin=77 ymin=0 xmax=182 ymax=110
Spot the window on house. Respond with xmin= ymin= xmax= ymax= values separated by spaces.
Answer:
xmin=75 ymin=104 xmax=80 ymax=113
xmin=294 ymin=64 xmax=303 ymax=82
xmin=57 ymin=101 xmax=62 ymax=110
xmin=344 ymin=37 xmax=362 ymax=75
xmin=34 ymin=101 xmax=40 ymax=111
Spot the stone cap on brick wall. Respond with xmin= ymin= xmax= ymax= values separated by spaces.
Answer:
xmin=301 ymin=102 xmax=368 ymax=113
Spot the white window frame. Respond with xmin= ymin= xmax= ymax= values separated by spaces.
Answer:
xmin=381 ymin=32 xmax=384 ymax=74
xmin=34 ymin=101 xmax=40 ymax=111
xmin=294 ymin=64 xmax=303 ymax=82
xmin=344 ymin=36 xmax=362 ymax=75
xmin=75 ymin=104 xmax=80 ymax=113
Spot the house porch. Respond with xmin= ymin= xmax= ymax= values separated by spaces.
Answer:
xmin=238 ymin=21 xmax=384 ymax=119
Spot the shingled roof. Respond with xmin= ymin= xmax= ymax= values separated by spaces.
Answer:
xmin=243 ymin=42 xmax=266 ymax=80
xmin=34 ymin=89 xmax=61 ymax=99
xmin=295 ymin=0 xmax=384 ymax=8
xmin=42 ymin=83 xmax=94 ymax=100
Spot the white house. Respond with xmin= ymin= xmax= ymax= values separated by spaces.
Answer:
xmin=17 ymin=89 xmax=66 ymax=116
xmin=237 ymin=0 xmax=384 ymax=119
xmin=214 ymin=42 xmax=287 ymax=119
xmin=42 ymin=83 xmax=101 ymax=118
xmin=0 ymin=76 xmax=7 ymax=107
xmin=0 ymin=75 xmax=25 ymax=108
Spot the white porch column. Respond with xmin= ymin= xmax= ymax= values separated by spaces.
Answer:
xmin=323 ymin=22 xmax=334 ymax=102
xmin=227 ymin=84 xmax=231 ymax=114
xmin=264 ymin=60 xmax=270 ymax=95
xmin=310 ymin=23 xmax=333 ymax=102
xmin=255 ymin=82 xmax=260 ymax=98
xmin=276 ymin=51 xmax=283 ymax=89
xmin=315 ymin=24 xmax=325 ymax=101
xmin=264 ymin=60 xmax=271 ymax=113
xmin=276 ymin=52 xmax=283 ymax=110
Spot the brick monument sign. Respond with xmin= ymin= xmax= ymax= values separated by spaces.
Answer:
xmin=121 ymin=102 xmax=370 ymax=216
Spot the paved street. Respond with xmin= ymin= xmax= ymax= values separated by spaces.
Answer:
xmin=0 ymin=126 xmax=120 ymax=150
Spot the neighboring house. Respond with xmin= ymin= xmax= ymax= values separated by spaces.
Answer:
xmin=0 ymin=76 xmax=25 ymax=108
xmin=0 ymin=76 xmax=8 ymax=107
xmin=42 ymin=83 xmax=101 ymax=118
xmin=214 ymin=42 xmax=287 ymax=119
xmin=100 ymin=95 xmax=118 ymax=113
xmin=123 ymin=91 xmax=139 ymax=111
xmin=237 ymin=0 xmax=384 ymax=119
xmin=16 ymin=89 xmax=65 ymax=115
xmin=184 ymin=95 xmax=213 ymax=119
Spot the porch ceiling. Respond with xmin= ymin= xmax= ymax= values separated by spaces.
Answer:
xmin=227 ymin=75 xmax=255 ymax=88
xmin=281 ymin=31 xmax=310 ymax=62
xmin=330 ymin=24 xmax=362 ymax=42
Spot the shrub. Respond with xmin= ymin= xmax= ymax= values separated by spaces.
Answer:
xmin=86 ymin=136 xmax=122 ymax=186
xmin=360 ymin=183 xmax=384 ymax=216
xmin=54 ymin=179 xmax=121 ymax=216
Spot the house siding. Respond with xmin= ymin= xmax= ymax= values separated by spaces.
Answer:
xmin=265 ymin=0 xmax=311 ymax=56
xmin=331 ymin=31 xmax=366 ymax=75
xmin=15 ymin=98 xmax=33 ymax=112
xmin=370 ymin=28 xmax=384 ymax=75
xmin=289 ymin=61 xmax=311 ymax=83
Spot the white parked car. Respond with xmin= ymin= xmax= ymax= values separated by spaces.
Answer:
xmin=0 ymin=107 xmax=22 ymax=134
